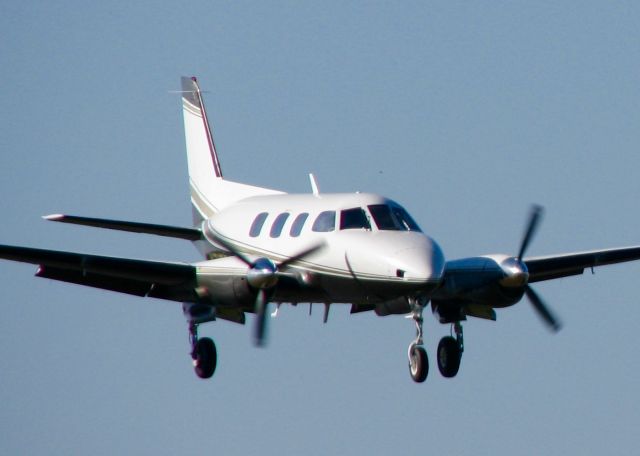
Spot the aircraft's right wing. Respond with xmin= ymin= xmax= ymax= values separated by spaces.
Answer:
xmin=0 ymin=244 xmax=197 ymax=302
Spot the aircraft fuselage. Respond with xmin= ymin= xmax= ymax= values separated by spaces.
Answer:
xmin=194 ymin=192 xmax=445 ymax=312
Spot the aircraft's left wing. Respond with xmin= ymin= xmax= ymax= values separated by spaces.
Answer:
xmin=0 ymin=244 xmax=197 ymax=302
xmin=525 ymin=245 xmax=640 ymax=283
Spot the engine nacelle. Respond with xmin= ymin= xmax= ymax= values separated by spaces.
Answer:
xmin=194 ymin=257 xmax=255 ymax=307
xmin=433 ymin=254 xmax=527 ymax=309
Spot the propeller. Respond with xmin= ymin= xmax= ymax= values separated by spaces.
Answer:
xmin=524 ymin=285 xmax=561 ymax=332
xmin=254 ymin=289 xmax=269 ymax=346
xmin=515 ymin=205 xmax=562 ymax=332
xmin=207 ymin=229 xmax=325 ymax=346
xmin=517 ymin=204 xmax=543 ymax=260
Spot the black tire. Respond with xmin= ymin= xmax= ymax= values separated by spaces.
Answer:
xmin=437 ymin=336 xmax=461 ymax=378
xmin=409 ymin=345 xmax=428 ymax=383
xmin=193 ymin=337 xmax=217 ymax=379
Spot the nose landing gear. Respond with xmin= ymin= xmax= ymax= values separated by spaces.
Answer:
xmin=189 ymin=323 xmax=217 ymax=379
xmin=409 ymin=343 xmax=428 ymax=382
xmin=407 ymin=298 xmax=429 ymax=383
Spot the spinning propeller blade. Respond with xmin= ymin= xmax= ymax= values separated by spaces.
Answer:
xmin=207 ymin=231 xmax=254 ymax=266
xmin=518 ymin=205 xmax=544 ymax=260
xmin=525 ymin=285 xmax=562 ymax=332
xmin=254 ymin=289 xmax=269 ymax=347
xmin=279 ymin=242 xmax=325 ymax=269
xmin=515 ymin=205 xmax=561 ymax=332
xmin=249 ymin=243 xmax=324 ymax=346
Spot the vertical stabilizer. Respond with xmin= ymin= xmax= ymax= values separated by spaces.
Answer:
xmin=181 ymin=77 xmax=223 ymax=180
xmin=180 ymin=77 xmax=283 ymax=222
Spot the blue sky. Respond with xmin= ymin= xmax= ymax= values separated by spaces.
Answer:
xmin=2 ymin=2 xmax=640 ymax=454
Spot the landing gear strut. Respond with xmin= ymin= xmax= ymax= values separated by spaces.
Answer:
xmin=437 ymin=322 xmax=463 ymax=378
xmin=407 ymin=298 xmax=428 ymax=383
xmin=189 ymin=323 xmax=217 ymax=379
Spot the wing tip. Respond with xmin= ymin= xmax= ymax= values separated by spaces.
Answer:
xmin=43 ymin=214 xmax=64 ymax=221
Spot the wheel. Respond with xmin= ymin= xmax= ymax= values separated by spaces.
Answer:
xmin=437 ymin=336 xmax=461 ymax=378
xmin=408 ymin=345 xmax=428 ymax=383
xmin=193 ymin=337 xmax=217 ymax=379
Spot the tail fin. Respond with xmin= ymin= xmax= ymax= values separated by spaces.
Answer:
xmin=180 ymin=77 xmax=282 ymax=222
xmin=181 ymin=76 xmax=223 ymax=180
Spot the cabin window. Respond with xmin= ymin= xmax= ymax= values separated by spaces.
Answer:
xmin=290 ymin=213 xmax=309 ymax=237
xmin=340 ymin=207 xmax=371 ymax=230
xmin=270 ymin=212 xmax=290 ymax=238
xmin=312 ymin=211 xmax=336 ymax=232
xmin=249 ymin=212 xmax=269 ymax=237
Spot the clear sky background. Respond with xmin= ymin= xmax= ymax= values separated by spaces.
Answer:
xmin=2 ymin=2 xmax=640 ymax=455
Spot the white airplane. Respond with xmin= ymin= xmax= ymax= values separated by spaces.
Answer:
xmin=3 ymin=76 xmax=640 ymax=382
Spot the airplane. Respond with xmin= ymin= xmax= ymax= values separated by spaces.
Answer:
xmin=2 ymin=76 xmax=640 ymax=383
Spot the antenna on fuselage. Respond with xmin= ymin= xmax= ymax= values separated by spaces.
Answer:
xmin=309 ymin=173 xmax=320 ymax=196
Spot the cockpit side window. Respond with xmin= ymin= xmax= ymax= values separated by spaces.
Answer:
xmin=270 ymin=212 xmax=290 ymax=238
xmin=290 ymin=213 xmax=309 ymax=237
xmin=392 ymin=206 xmax=422 ymax=232
xmin=340 ymin=207 xmax=371 ymax=230
xmin=368 ymin=205 xmax=399 ymax=230
xmin=249 ymin=212 xmax=269 ymax=237
xmin=312 ymin=211 xmax=336 ymax=232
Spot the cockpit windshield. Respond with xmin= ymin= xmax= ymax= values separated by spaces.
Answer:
xmin=368 ymin=204 xmax=422 ymax=232
xmin=392 ymin=206 xmax=421 ymax=231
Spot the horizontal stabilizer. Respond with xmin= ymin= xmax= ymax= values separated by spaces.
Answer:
xmin=44 ymin=214 xmax=202 ymax=241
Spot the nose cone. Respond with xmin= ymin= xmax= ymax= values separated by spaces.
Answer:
xmin=342 ymin=231 xmax=445 ymax=289
xmin=393 ymin=235 xmax=445 ymax=284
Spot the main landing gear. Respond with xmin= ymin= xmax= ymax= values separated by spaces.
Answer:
xmin=407 ymin=300 xmax=464 ymax=383
xmin=437 ymin=322 xmax=463 ymax=378
xmin=189 ymin=323 xmax=217 ymax=379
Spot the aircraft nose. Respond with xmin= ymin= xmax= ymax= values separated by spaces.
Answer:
xmin=342 ymin=232 xmax=445 ymax=288
xmin=392 ymin=237 xmax=445 ymax=284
